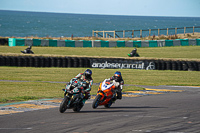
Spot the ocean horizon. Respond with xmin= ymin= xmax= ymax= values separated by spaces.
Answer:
xmin=0 ymin=10 xmax=200 ymax=38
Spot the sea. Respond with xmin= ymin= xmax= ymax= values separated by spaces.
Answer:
xmin=0 ymin=10 xmax=200 ymax=38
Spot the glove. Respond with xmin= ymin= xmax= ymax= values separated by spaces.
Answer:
xmin=65 ymin=84 xmax=70 ymax=90
xmin=114 ymin=82 xmax=120 ymax=87
xmin=80 ymin=87 xmax=85 ymax=93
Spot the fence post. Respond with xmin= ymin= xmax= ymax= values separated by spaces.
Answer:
xmin=175 ymin=27 xmax=177 ymax=35
xmin=140 ymin=30 xmax=142 ymax=38
xmin=96 ymin=31 xmax=98 ymax=37
xmin=114 ymin=31 xmax=116 ymax=38
xmin=92 ymin=40 xmax=94 ymax=47
xmin=167 ymin=28 xmax=169 ymax=36
xmin=103 ymin=31 xmax=105 ymax=38
xmin=158 ymin=29 xmax=160 ymax=36
xmin=132 ymin=30 xmax=134 ymax=38
xmin=123 ymin=30 xmax=125 ymax=38
xmin=193 ymin=26 xmax=195 ymax=35
xmin=184 ymin=27 xmax=186 ymax=36
xmin=149 ymin=29 xmax=151 ymax=37
xmin=106 ymin=33 xmax=108 ymax=38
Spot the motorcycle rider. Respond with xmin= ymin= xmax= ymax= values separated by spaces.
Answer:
xmin=21 ymin=46 xmax=34 ymax=54
xmin=128 ymin=48 xmax=139 ymax=57
xmin=110 ymin=71 xmax=124 ymax=100
xmin=73 ymin=69 xmax=93 ymax=104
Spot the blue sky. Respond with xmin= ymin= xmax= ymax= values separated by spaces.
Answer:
xmin=0 ymin=0 xmax=200 ymax=17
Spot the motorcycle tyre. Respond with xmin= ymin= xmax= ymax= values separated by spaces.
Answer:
xmin=59 ymin=96 xmax=69 ymax=113
xmin=104 ymin=100 xmax=112 ymax=108
xmin=92 ymin=94 xmax=102 ymax=109
xmin=73 ymin=102 xmax=83 ymax=112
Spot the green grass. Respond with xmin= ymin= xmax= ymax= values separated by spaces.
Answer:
xmin=1 ymin=46 xmax=200 ymax=60
xmin=0 ymin=45 xmax=200 ymax=103
xmin=0 ymin=80 xmax=143 ymax=103
xmin=0 ymin=81 xmax=62 ymax=103
xmin=0 ymin=67 xmax=199 ymax=103
xmin=1 ymin=67 xmax=199 ymax=86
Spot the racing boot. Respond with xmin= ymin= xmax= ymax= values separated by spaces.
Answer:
xmin=112 ymin=95 xmax=117 ymax=103
xmin=117 ymin=91 xmax=122 ymax=99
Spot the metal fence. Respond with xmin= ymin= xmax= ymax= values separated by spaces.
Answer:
xmin=92 ymin=26 xmax=200 ymax=38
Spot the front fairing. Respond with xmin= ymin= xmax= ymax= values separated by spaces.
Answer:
xmin=101 ymin=79 xmax=115 ymax=97
xmin=97 ymin=79 xmax=116 ymax=105
xmin=67 ymin=91 xmax=84 ymax=108
xmin=101 ymin=80 xmax=114 ymax=91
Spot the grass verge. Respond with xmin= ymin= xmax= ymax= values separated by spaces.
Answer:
xmin=1 ymin=46 xmax=200 ymax=60
xmin=0 ymin=81 xmax=143 ymax=103
xmin=0 ymin=45 xmax=200 ymax=103
xmin=0 ymin=67 xmax=199 ymax=103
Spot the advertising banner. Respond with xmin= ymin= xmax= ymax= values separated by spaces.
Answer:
xmin=90 ymin=58 xmax=155 ymax=70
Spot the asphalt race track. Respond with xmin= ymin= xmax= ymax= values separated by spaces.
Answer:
xmin=0 ymin=85 xmax=200 ymax=133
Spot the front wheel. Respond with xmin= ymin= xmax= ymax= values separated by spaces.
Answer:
xmin=104 ymin=100 xmax=112 ymax=108
xmin=92 ymin=94 xmax=102 ymax=109
xmin=59 ymin=96 xmax=69 ymax=113
xmin=73 ymin=102 xmax=83 ymax=112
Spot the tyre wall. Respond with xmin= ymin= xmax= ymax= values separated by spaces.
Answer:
xmin=0 ymin=38 xmax=8 ymax=45
xmin=0 ymin=55 xmax=199 ymax=71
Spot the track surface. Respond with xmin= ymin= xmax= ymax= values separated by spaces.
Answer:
xmin=0 ymin=85 xmax=200 ymax=133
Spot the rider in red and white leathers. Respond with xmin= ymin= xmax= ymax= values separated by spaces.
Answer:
xmin=110 ymin=71 xmax=124 ymax=100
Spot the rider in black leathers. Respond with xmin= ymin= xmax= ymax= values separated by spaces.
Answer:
xmin=73 ymin=69 xmax=93 ymax=103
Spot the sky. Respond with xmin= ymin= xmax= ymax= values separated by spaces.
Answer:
xmin=0 ymin=0 xmax=200 ymax=17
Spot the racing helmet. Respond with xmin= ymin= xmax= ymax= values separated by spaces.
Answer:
xmin=83 ymin=69 xmax=92 ymax=79
xmin=114 ymin=71 xmax=121 ymax=82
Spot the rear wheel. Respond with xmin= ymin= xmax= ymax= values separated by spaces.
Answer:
xmin=59 ymin=96 xmax=69 ymax=113
xmin=92 ymin=94 xmax=102 ymax=109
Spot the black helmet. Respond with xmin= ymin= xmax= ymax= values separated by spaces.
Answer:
xmin=84 ymin=69 xmax=92 ymax=79
xmin=114 ymin=71 xmax=121 ymax=82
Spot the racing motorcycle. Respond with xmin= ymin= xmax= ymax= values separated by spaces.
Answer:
xmin=59 ymin=78 xmax=86 ymax=113
xmin=92 ymin=79 xmax=118 ymax=109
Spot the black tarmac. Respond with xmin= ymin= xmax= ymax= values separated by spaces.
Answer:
xmin=0 ymin=85 xmax=200 ymax=133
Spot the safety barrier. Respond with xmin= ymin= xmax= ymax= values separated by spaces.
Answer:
xmin=0 ymin=38 xmax=8 ymax=45
xmin=0 ymin=56 xmax=91 ymax=68
xmin=0 ymin=55 xmax=199 ymax=71
xmin=8 ymin=38 xmax=200 ymax=47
